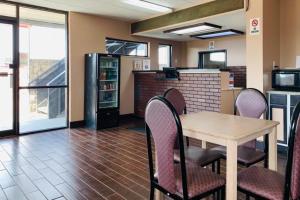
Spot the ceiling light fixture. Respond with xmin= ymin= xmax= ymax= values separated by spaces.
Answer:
xmin=191 ymin=29 xmax=244 ymax=39
xmin=123 ymin=0 xmax=172 ymax=13
xmin=164 ymin=23 xmax=222 ymax=35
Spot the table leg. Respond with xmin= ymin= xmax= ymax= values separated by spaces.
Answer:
xmin=202 ymin=140 xmax=207 ymax=149
xmin=268 ymin=127 xmax=278 ymax=171
xmin=226 ymin=140 xmax=238 ymax=200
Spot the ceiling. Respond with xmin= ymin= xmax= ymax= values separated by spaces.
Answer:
xmin=10 ymin=0 xmax=215 ymax=21
xmin=9 ymin=0 xmax=245 ymax=41
xmin=134 ymin=10 xmax=246 ymax=41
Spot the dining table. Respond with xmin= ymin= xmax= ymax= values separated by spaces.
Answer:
xmin=179 ymin=111 xmax=280 ymax=200
xmin=155 ymin=111 xmax=279 ymax=200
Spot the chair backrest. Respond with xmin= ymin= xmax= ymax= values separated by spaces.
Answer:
xmin=164 ymin=88 xmax=186 ymax=149
xmin=235 ymin=88 xmax=268 ymax=148
xmin=145 ymin=96 xmax=187 ymax=195
xmin=285 ymin=102 xmax=300 ymax=200
xmin=164 ymin=88 xmax=187 ymax=115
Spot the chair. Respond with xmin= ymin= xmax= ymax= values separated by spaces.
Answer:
xmin=164 ymin=88 xmax=222 ymax=171
xmin=237 ymin=101 xmax=300 ymax=200
xmin=212 ymin=88 xmax=269 ymax=167
xmin=145 ymin=96 xmax=225 ymax=200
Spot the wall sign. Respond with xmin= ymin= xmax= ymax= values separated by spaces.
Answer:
xmin=208 ymin=41 xmax=215 ymax=50
xmin=143 ymin=59 xmax=151 ymax=70
xmin=133 ymin=60 xmax=142 ymax=71
xmin=250 ymin=18 xmax=260 ymax=35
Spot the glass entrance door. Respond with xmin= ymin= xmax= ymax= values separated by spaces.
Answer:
xmin=0 ymin=21 xmax=16 ymax=134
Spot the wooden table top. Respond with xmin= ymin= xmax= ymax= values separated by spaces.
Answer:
xmin=180 ymin=111 xmax=280 ymax=142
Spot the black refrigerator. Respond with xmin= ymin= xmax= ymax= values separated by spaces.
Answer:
xmin=85 ymin=53 xmax=120 ymax=129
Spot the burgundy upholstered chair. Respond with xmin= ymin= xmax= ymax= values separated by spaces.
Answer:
xmin=164 ymin=88 xmax=222 ymax=171
xmin=212 ymin=88 xmax=269 ymax=167
xmin=145 ymin=96 xmax=225 ymax=200
xmin=237 ymin=101 xmax=300 ymax=200
xmin=164 ymin=88 xmax=187 ymax=115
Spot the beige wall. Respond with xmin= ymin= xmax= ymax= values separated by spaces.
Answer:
xmin=246 ymin=0 xmax=299 ymax=91
xmin=280 ymin=0 xmax=300 ymax=68
xmin=120 ymin=56 xmax=136 ymax=115
xmin=185 ymin=36 xmax=246 ymax=67
xmin=69 ymin=12 xmax=185 ymax=122
xmin=246 ymin=0 xmax=264 ymax=91
xmin=263 ymin=0 xmax=280 ymax=91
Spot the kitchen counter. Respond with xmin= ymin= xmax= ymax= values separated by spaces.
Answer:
xmin=221 ymin=87 xmax=243 ymax=91
xmin=134 ymin=70 xmax=234 ymax=117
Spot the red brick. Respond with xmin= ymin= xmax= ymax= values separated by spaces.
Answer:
xmin=134 ymin=72 xmax=222 ymax=117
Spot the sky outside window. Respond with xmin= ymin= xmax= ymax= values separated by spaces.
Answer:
xmin=19 ymin=23 xmax=66 ymax=60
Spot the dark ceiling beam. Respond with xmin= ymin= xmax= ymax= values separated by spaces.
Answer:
xmin=131 ymin=0 xmax=244 ymax=34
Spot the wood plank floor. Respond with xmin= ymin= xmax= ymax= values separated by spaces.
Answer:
xmin=0 ymin=121 xmax=287 ymax=200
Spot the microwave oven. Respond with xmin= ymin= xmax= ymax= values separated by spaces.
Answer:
xmin=272 ymin=69 xmax=300 ymax=91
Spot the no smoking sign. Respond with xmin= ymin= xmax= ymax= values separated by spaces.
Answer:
xmin=250 ymin=18 xmax=260 ymax=35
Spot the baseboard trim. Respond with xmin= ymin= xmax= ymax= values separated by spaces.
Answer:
xmin=70 ymin=120 xmax=85 ymax=128
xmin=120 ymin=114 xmax=143 ymax=120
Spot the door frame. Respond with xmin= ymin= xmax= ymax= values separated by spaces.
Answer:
xmin=0 ymin=17 xmax=18 ymax=136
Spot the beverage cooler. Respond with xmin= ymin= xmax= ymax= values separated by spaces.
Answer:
xmin=85 ymin=53 xmax=120 ymax=129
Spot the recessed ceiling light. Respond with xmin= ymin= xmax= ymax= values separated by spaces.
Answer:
xmin=123 ymin=0 xmax=172 ymax=13
xmin=164 ymin=23 xmax=222 ymax=35
xmin=191 ymin=29 xmax=244 ymax=39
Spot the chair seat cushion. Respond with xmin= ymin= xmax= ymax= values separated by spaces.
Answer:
xmin=237 ymin=166 xmax=284 ymax=200
xmin=174 ymin=146 xmax=222 ymax=166
xmin=212 ymin=145 xmax=266 ymax=166
xmin=175 ymin=164 xmax=225 ymax=198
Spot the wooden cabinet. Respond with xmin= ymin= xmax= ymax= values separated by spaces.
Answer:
xmin=270 ymin=105 xmax=287 ymax=145
xmin=267 ymin=91 xmax=300 ymax=150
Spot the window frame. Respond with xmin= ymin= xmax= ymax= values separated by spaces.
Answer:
xmin=158 ymin=44 xmax=172 ymax=69
xmin=105 ymin=37 xmax=148 ymax=57
xmin=198 ymin=49 xmax=227 ymax=69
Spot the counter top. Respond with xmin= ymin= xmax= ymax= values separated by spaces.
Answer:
xmin=221 ymin=87 xmax=243 ymax=91
xmin=133 ymin=69 xmax=221 ymax=74
xmin=132 ymin=70 xmax=158 ymax=73
xmin=178 ymin=69 xmax=221 ymax=73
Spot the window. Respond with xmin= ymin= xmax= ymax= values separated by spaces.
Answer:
xmin=158 ymin=44 xmax=172 ymax=70
xmin=198 ymin=50 xmax=227 ymax=69
xmin=19 ymin=7 xmax=68 ymax=133
xmin=105 ymin=38 xmax=148 ymax=57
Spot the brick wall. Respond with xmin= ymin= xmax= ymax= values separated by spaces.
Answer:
xmin=134 ymin=72 xmax=221 ymax=118
xmin=227 ymin=66 xmax=246 ymax=88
